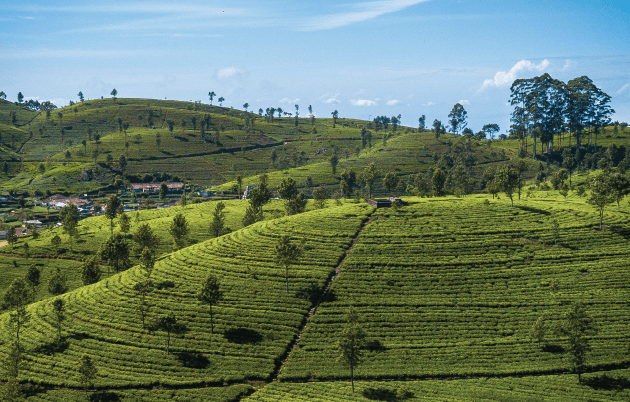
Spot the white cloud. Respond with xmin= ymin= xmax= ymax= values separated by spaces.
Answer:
xmin=386 ymin=99 xmax=401 ymax=106
xmin=562 ymin=59 xmax=577 ymax=71
xmin=302 ymin=0 xmax=430 ymax=31
xmin=217 ymin=66 xmax=247 ymax=80
xmin=324 ymin=97 xmax=340 ymax=104
xmin=279 ymin=98 xmax=300 ymax=104
xmin=350 ymin=99 xmax=377 ymax=106
xmin=480 ymin=59 xmax=551 ymax=90
xmin=458 ymin=99 xmax=470 ymax=105
xmin=617 ymin=83 xmax=630 ymax=95
xmin=423 ymin=101 xmax=435 ymax=106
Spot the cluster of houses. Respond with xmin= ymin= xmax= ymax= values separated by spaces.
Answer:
xmin=127 ymin=182 xmax=184 ymax=193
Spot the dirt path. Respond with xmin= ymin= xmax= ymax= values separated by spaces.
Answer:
xmin=274 ymin=212 xmax=377 ymax=378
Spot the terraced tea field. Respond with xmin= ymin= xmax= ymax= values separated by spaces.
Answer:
xmin=0 ymin=203 xmax=372 ymax=388
xmin=279 ymin=197 xmax=630 ymax=381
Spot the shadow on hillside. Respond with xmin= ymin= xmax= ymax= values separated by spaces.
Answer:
xmin=584 ymin=374 xmax=630 ymax=391
xmin=224 ymin=327 xmax=263 ymax=344
xmin=160 ymin=150 xmax=173 ymax=155
xmin=176 ymin=351 xmax=210 ymax=369
xmin=89 ymin=391 xmax=121 ymax=402
xmin=295 ymin=283 xmax=337 ymax=305
xmin=174 ymin=136 xmax=189 ymax=142
xmin=362 ymin=387 xmax=398 ymax=401
xmin=514 ymin=205 xmax=551 ymax=215
xmin=365 ymin=339 xmax=387 ymax=353
xmin=32 ymin=338 xmax=69 ymax=355
xmin=542 ymin=344 xmax=565 ymax=354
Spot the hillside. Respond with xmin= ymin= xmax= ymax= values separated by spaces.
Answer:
xmin=0 ymin=97 xmax=526 ymax=196
xmin=0 ymin=194 xmax=629 ymax=400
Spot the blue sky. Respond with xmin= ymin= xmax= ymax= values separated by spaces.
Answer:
xmin=1 ymin=0 xmax=629 ymax=132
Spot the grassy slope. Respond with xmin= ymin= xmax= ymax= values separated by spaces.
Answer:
xmin=278 ymin=195 xmax=630 ymax=381
xmin=0 ymin=203 xmax=371 ymax=388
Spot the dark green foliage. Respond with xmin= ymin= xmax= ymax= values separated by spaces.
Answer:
xmin=197 ymin=274 xmax=223 ymax=334
xmin=99 ymin=234 xmax=131 ymax=275
xmin=168 ymin=213 xmax=189 ymax=250
xmin=48 ymin=267 xmax=68 ymax=296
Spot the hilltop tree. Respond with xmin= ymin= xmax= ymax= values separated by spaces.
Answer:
xmin=17 ymin=92 xmax=24 ymax=104
xmin=331 ymin=110 xmax=339 ymax=128
xmin=418 ymin=115 xmax=426 ymax=131
xmin=448 ymin=103 xmax=468 ymax=135
xmin=495 ymin=165 xmax=519 ymax=207
xmin=337 ymin=307 xmax=367 ymax=392
xmin=110 ymin=88 xmax=117 ymax=101
xmin=169 ymin=213 xmax=189 ymax=250
xmin=48 ymin=267 xmax=68 ymax=296
xmin=432 ymin=119 xmax=444 ymax=139
xmin=99 ymin=234 xmax=132 ymax=276
xmin=275 ymin=235 xmax=304 ymax=293
xmin=2 ymin=278 xmax=31 ymax=350
xmin=81 ymin=257 xmax=101 ymax=286
xmin=0 ymin=91 xmax=6 ymax=99
xmin=25 ymin=265 xmax=41 ymax=302
xmin=383 ymin=171 xmax=400 ymax=196
xmin=78 ymin=91 xmax=84 ymax=102
xmin=243 ymin=102 xmax=249 ymax=112
xmin=313 ymin=187 xmax=328 ymax=209
xmin=51 ymin=298 xmax=66 ymax=341
xmin=104 ymin=195 xmax=122 ymax=235
xmin=482 ymin=123 xmax=500 ymax=140
xmin=588 ymin=174 xmax=615 ymax=229
xmin=209 ymin=201 xmax=230 ymax=238
xmin=208 ymin=91 xmax=216 ymax=105
xmin=197 ymin=274 xmax=223 ymax=334
xmin=218 ymin=96 xmax=225 ymax=106
xmin=556 ymin=302 xmax=598 ymax=383
xmin=59 ymin=203 xmax=80 ymax=251
xmin=133 ymin=223 xmax=160 ymax=255
xmin=76 ymin=354 xmax=97 ymax=397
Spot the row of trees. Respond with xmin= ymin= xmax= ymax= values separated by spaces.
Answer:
xmin=510 ymin=74 xmax=614 ymax=157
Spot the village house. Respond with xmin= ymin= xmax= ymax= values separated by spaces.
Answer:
xmin=127 ymin=182 xmax=184 ymax=193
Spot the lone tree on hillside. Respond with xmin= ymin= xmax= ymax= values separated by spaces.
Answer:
xmin=607 ymin=173 xmax=630 ymax=211
xmin=76 ymin=354 xmax=97 ymax=397
xmin=78 ymin=91 xmax=84 ymax=102
xmin=383 ymin=171 xmax=400 ymax=196
xmin=209 ymin=201 xmax=230 ymax=238
xmin=133 ymin=223 xmax=160 ymax=255
xmin=337 ymin=307 xmax=367 ymax=392
xmin=330 ymin=154 xmax=339 ymax=175
xmin=197 ymin=274 xmax=223 ymax=334
xmin=530 ymin=315 xmax=548 ymax=348
xmin=134 ymin=247 xmax=155 ymax=328
xmin=556 ymin=302 xmax=598 ymax=383
xmin=48 ymin=267 xmax=68 ymax=296
xmin=99 ymin=234 xmax=132 ymax=276
xmin=155 ymin=312 xmax=184 ymax=355
xmin=587 ymin=174 xmax=615 ymax=229
xmin=25 ymin=265 xmax=41 ymax=302
xmin=104 ymin=195 xmax=122 ymax=235
xmin=275 ymin=235 xmax=304 ymax=293
xmin=482 ymin=123 xmax=500 ymax=140
xmin=59 ymin=203 xmax=80 ymax=251
xmin=243 ymin=174 xmax=272 ymax=225
xmin=51 ymin=298 xmax=66 ymax=342
xmin=208 ymin=91 xmax=216 ymax=105
xmin=119 ymin=213 xmax=131 ymax=237
xmin=313 ymin=187 xmax=328 ymax=209
xmin=2 ymin=278 xmax=31 ymax=351
xmin=81 ymin=257 xmax=101 ymax=286
xmin=110 ymin=88 xmax=117 ymax=101
xmin=169 ymin=213 xmax=189 ymax=250
xmin=361 ymin=163 xmax=379 ymax=199
xmin=495 ymin=165 xmax=519 ymax=207
xmin=218 ymin=96 xmax=225 ymax=106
